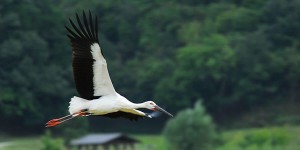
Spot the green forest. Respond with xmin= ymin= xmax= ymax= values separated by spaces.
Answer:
xmin=1 ymin=0 xmax=300 ymax=149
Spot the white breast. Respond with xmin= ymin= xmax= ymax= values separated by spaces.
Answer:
xmin=87 ymin=95 xmax=122 ymax=115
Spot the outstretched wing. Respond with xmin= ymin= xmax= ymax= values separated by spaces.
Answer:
xmin=66 ymin=11 xmax=116 ymax=100
xmin=101 ymin=109 xmax=160 ymax=121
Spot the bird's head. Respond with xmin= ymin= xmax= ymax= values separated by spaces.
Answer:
xmin=144 ymin=101 xmax=173 ymax=117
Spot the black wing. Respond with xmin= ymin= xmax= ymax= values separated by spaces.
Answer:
xmin=102 ymin=111 xmax=147 ymax=121
xmin=66 ymin=11 xmax=115 ymax=100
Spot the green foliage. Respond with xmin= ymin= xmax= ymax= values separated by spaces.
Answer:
xmin=163 ymin=101 xmax=217 ymax=150
xmin=215 ymin=7 xmax=260 ymax=33
xmin=156 ymin=34 xmax=236 ymax=112
xmin=241 ymin=128 xmax=290 ymax=147
xmin=0 ymin=0 xmax=73 ymax=132
xmin=41 ymin=130 xmax=64 ymax=150
xmin=1 ymin=0 xmax=300 ymax=133
xmin=177 ymin=21 xmax=202 ymax=44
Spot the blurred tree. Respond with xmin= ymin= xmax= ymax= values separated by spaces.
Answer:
xmin=164 ymin=101 xmax=217 ymax=150
xmin=156 ymin=34 xmax=236 ymax=115
xmin=1 ymin=0 xmax=300 ymax=133
xmin=215 ymin=7 xmax=260 ymax=33
xmin=0 ymin=0 xmax=74 ymax=132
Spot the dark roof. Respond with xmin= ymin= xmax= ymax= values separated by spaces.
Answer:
xmin=71 ymin=133 xmax=139 ymax=145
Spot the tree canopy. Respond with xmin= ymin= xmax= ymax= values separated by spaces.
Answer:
xmin=0 ymin=0 xmax=300 ymax=133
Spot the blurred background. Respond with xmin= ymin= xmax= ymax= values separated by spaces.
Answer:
xmin=1 ymin=0 xmax=300 ymax=149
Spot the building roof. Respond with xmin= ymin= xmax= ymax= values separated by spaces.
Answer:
xmin=70 ymin=133 xmax=139 ymax=146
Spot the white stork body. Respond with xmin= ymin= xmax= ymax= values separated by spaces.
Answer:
xmin=69 ymin=96 xmax=119 ymax=116
xmin=46 ymin=11 xmax=172 ymax=127
xmin=69 ymin=94 xmax=147 ymax=117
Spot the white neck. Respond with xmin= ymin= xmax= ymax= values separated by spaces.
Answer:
xmin=130 ymin=102 xmax=146 ymax=109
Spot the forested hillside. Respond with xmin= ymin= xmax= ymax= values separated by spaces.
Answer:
xmin=1 ymin=0 xmax=300 ymax=133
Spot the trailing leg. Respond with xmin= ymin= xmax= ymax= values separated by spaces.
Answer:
xmin=45 ymin=109 xmax=90 ymax=127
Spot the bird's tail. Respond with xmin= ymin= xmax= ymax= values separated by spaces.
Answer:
xmin=68 ymin=96 xmax=89 ymax=115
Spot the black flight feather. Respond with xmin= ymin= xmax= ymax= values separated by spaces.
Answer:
xmin=83 ymin=11 xmax=93 ymax=40
xmin=66 ymin=11 xmax=99 ymax=100
xmin=76 ymin=13 xmax=90 ymax=40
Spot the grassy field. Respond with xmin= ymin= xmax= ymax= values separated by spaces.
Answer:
xmin=1 ymin=126 xmax=300 ymax=150
xmin=0 ymin=137 xmax=43 ymax=150
xmin=134 ymin=134 xmax=167 ymax=150
xmin=216 ymin=126 xmax=300 ymax=150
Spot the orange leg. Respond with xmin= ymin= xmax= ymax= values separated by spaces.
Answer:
xmin=45 ymin=111 xmax=90 ymax=128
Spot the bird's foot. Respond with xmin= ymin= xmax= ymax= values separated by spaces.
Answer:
xmin=46 ymin=119 xmax=62 ymax=127
xmin=45 ymin=113 xmax=74 ymax=127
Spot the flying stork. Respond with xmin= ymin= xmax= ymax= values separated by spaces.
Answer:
xmin=46 ymin=11 xmax=173 ymax=127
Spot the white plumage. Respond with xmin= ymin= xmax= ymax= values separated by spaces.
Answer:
xmin=69 ymin=96 xmax=89 ymax=114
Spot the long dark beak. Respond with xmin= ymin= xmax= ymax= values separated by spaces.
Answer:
xmin=155 ymin=105 xmax=173 ymax=117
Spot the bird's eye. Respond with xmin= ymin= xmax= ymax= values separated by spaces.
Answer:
xmin=150 ymin=102 xmax=154 ymax=105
